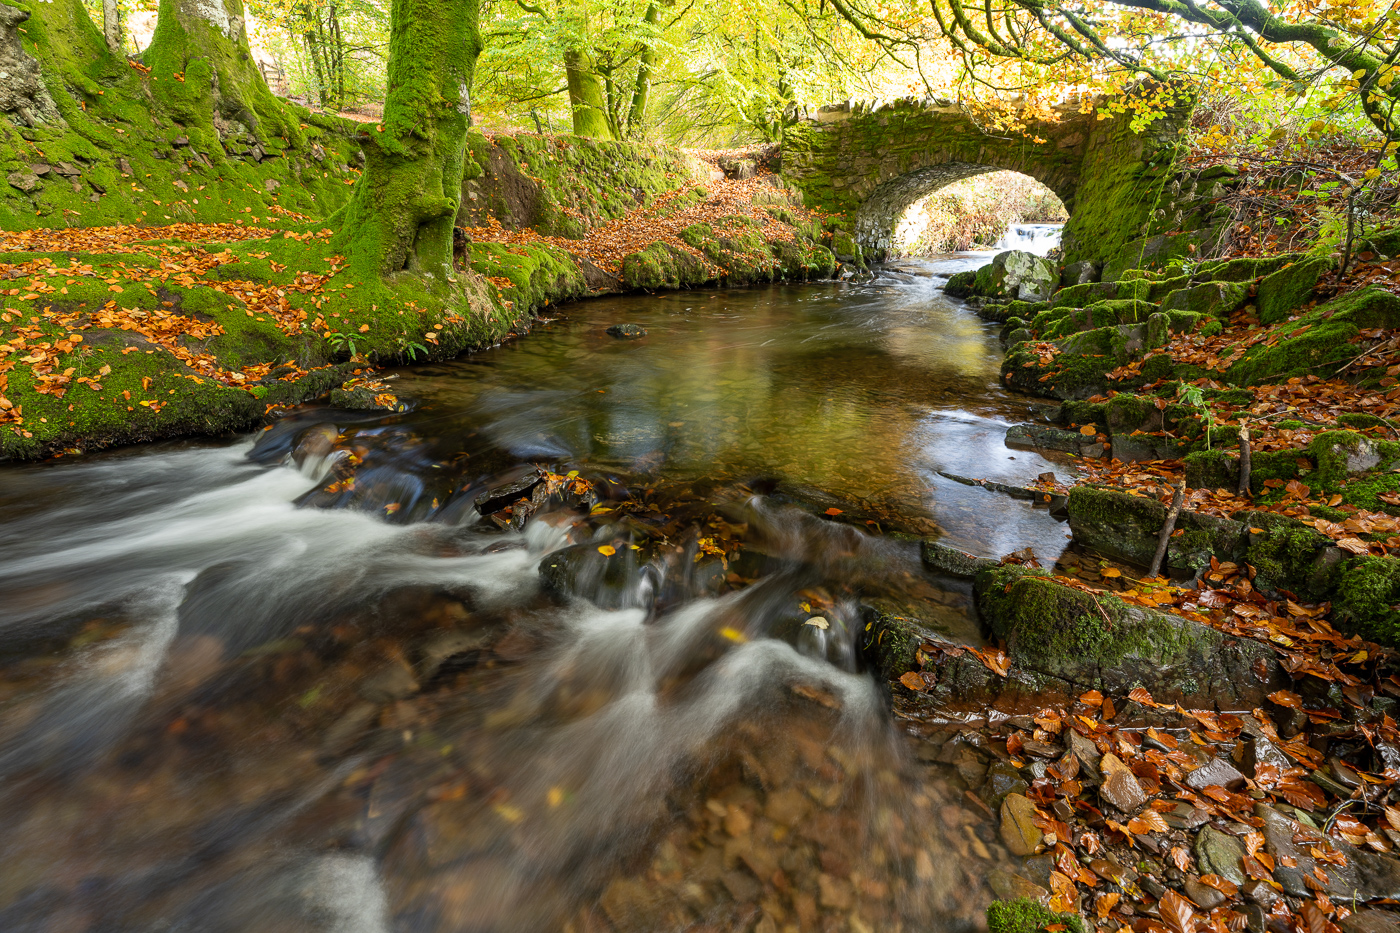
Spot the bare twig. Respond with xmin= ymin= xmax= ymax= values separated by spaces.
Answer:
xmin=1148 ymin=478 xmax=1187 ymax=579
xmin=1237 ymin=421 xmax=1252 ymax=497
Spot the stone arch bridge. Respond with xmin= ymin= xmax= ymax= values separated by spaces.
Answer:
xmin=780 ymin=97 xmax=1188 ymax=266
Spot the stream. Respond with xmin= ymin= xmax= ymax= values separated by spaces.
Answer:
xmin=0 ymin=239 xmax=1077 ymax=933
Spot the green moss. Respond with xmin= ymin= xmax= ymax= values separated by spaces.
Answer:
xmin=1256 ymin=257 xmax=1334 ymax=325
xmin=987 ymin=899 xmax=1085 ymax=933
xmin=1337 ymin=413 xmax=1393 ymax=431
xmin=1305 ymin=430 xmax=1400 ymax=492
xmin=1183 ymin=448 xmax=1301 ymax=494
xmin=1193 ymin=255 xmax=1291 ymax=283
xmin=1243 ymin=511 xmax=1339 ymax=600
xmin=1334 ymin=556 xmax=1400 ymax=646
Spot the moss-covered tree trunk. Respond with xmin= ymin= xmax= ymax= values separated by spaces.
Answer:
xmin=143 ymin=0 xmax=299 ymax=143
xmin=624 ymin=2 xmax=657 ymax=139
xmin=564 ymin=47 xmax=613 ymax=139
xmin=331 ymin=0 xmax=480 ymax=280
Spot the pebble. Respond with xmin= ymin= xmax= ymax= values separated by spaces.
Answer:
xmin=1000 ymin=793 xmax=1044 ymax=856
xmin=1184 ymin=757 xmax=1246 ymax=791
xmin=1100 ymin=767 xmax=1148 ymax=813
xmin=1183 ymin=876 xmax=1228 ymax=910
xmin=1194 ymin=826 xmax=1247 ymax=885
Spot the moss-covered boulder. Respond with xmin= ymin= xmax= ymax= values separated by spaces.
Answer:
xmin=1239 ymin=510 xmax=1342 ymax=601
xmin=972 ymin=250 xmax=1058 ymax=302
xmin=1334 ymin=556 xmax=1400 ymax=646
xmin=1226 ymin=287 xmax=1400 ymax=386
xmin=1050 ymin=281 xmax=1117 ymax=310
xmin=1307 ymin=430 xmax=1400 ymax=492
xmin=1256 ymin=256 xmax=1334 ymax=325
xmin=1193 ymin=255 xmax=1291 ymax=283
xmin=1067 ymin=484 xmax=1249 ymax=577
xmin=973 ymin=565 xmax=1277 ymax=704
xmin=1161 ymin=280 xmax=1248 ymax=317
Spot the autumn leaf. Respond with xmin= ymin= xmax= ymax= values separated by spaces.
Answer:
xmin=899 ymin=671 xmax=926 ymax=692
xmin=1127 ymin=811 xmax=1169 ymax=834
xmin=597 ymin=545 xmax=616 ymax=556
xmin=1158 ymin=889 xmax=1198 ymax=933
xmin=1269 ymin=689 xmax=1304 ymax=709
xmin=1129 ymin=687 xmax=1158 ymax=707
xmin=824 ymin=507 xmax=843 ymax=515
xmin=1079 ymin=424 xmax=1098 ymax=435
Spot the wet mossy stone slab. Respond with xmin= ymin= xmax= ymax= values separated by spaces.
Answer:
xmin=973 ymin=565 xmax=1278 ymax=706
xmin=1225 ymin=287 xmax=1400 ymax=386
xmin=1005 ymin=422 xmax=1089 ymax=454
xmin=1067 ymin=484 xmax=1249 ymax=577
xmin=1192 ymin=255 xmax=1291 ymax=284
xmin=1160 ymin=280 xmax=1248 ymax=317
xmin=1050 ymin=281 xmax=1117 ymax=310
xmin=861 ymin=595 xmax=974 ymax=678
xmin=1238 ymin=510 xmax=1343 ymax=602
xmin=921 ymin=539 xmax=1000 ymax=579
xmin=1256 ymin=256 xmax=1335 ymax=325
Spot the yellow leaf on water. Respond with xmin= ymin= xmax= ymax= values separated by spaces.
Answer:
xmin=493 ymin=803 xmax=524 ymax=823
xmin=719 ymin=626 xmax=747 ymax=643
xmin=547 ymin=787 xmax=564 ymax=808
xmin=597 ymin=545 xmax=616 ymax=556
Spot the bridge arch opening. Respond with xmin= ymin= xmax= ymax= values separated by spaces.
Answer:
xmin=859 ymin=166 xmax=1068 ymax=259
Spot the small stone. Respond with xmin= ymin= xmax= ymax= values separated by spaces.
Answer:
xmin=358 ymin=659 xmax=419 ymax=702
xmin=1080 ymin=442 xmax=1107 ymax=458
xmin=953 ymin=745 xmax=988 ymax=787
xmin=1162 ymin=801 xmax=1210 ymax=831
xmin=1241 ymin=734 xmax=1291 ymax=776
xmin=7 ymin=171 xmax=39 ymax=192
xmin=1245 ymin=904 xmax=1266 ymax=933
xmin=53 ymin=161 xmax=79 ymax=176
xmin=29 ymin=162 xmax=50 ymax=175
xmin=1000 ymin=793 xmax=1044 ymax=856
xmin=986 ymin=868 xmax=1051 ymax=904
xmin=764 ymin=787 xmax=811 ymax=827
xmin=817 ymin=873 xmax=853 ymax=910
xmin=1066 ymin=730 xmax=1103 ymax=784
xmin=173 ymin=135 xmax=190 ymax=146
xmin=1184 ymin=876 xmax=1228 ymax=910
xmin=117 ymin=157 xmax=132 ymax=175
xmin=724 ymin=805 xmax=752 ymax=837
xmin=1240 ymin=880 xmax=1279 ymax=908
xmin=1020 ymin=737 xmax=1061 ymax=758
xmin=264 ymin=178 xmax=281 ymax=194
xmin=1089 ymin=857 xmax=1137 ymax=886
xmin=606 ymin=323 xmax=647 ymax=339
xmin=1195 ymin=826 xmax=1247 ymax=886
xmin=1099 ymin=768 xmax=1148 ymax=813
xmin=1185 ymin=757 xmax=1247 ymax=791
xmin=980 ymin=760 xmax=1029 ymax=809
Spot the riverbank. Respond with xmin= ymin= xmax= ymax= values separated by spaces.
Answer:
xmin=0 ymin=138 xmax=840 ymax=460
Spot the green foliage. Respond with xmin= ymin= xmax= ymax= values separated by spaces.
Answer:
xmin=1176 ymin=382 xmax=1215 ymax=449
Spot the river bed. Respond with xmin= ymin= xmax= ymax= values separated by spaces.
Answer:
xmin=0 ymin=250 xmax=1074 ymax=932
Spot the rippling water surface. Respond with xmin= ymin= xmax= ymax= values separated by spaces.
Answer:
xmin=0 ymin=255 xmax=1075 ymax=932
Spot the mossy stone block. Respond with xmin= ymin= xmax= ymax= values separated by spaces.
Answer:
xmin=1256 ymin=256 xmax=1334 ymax=325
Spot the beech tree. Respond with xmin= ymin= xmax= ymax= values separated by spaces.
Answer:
xmin=331 ymin=0 xmax=481 ymax=278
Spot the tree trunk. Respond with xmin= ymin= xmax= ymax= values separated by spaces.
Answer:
xmin=624 ymin=2 xmax=657 ymax=139
xmin=331 ymin=0 xmax=481 ymax=280
xmin=564 ymin=47 xmax=613 ymax=139
xmin=145 ymin=0 xmax=301 ymax=143
xmin=102 ymin=0 xmax=121 ymax=54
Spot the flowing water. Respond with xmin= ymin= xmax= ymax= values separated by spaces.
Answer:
xmin=0 ymin=254 xmax=1075 ymax=933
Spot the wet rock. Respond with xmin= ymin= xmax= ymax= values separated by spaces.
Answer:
xmin=1245 ymin=904 xmax=1267 ymax=933
xmin=764 ymin=787 xmax=811 ymax=827
xmin=1195 ymin=826 xmax=1247 ymax=885
xmin=1100 ymin=768 xmax=1147 ymax=813
xmin=359 ymin=659 xmax=419 ymax=702
xmin=1183 ymin=876 xmax=1228 ymax=910
xmin=292 ymin=423 xmax=338 ymax=467
xmin=415 ymin=627 xmax=489 ymax=681
xmin=319 ymin=701 xmax=380 ymax=757
xmin=921 ymin=539 xmax=999 ymax=579
xmin=1005 ymin=422 xmax=1087 ymax=454
xmin=817 ymin=872 xmax=853 ymax=910
xmin=1161 ymin=801 xmax=1210 ymax=831
xmin=987 ymin=868 xmax=1052 ymax=904
xmin=1342 ymin=911 xmax=1400 ymax=933
xmin=981 ymin=761 xmax=1030 ymax=809
xmin=1065 ymin=731 xmax=1103 ymax=784
xmin=601 ymin=877 xmax=660 ymax=932
xmin=1241 ymin=734 xmax=1292 ymax=777
xmin=1255 ymin=803 xmax=1400 ymax=899
xmin=954 ymin=745 xmax=989 ymax=787
xmin=976 ymin=250 xmax=1059 ymax=302
xmin=606 ymin=323 xmax=648 ymax=339
xmin=474 ymin=467 xmax=544 ymax=515
xmin=1089 ymin=857 xmax=1137 ymax=887
xmin=1000 ymin=793 xmax=1044 ymax=856
xmin=1185 ymin=757 xmax=1246 ymax=791
xmin=1241 ymin=879 xmax=1279 ymax=908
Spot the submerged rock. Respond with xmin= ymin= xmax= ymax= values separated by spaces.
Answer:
xmin=606 ymin=323 xmax=648 ymax=338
